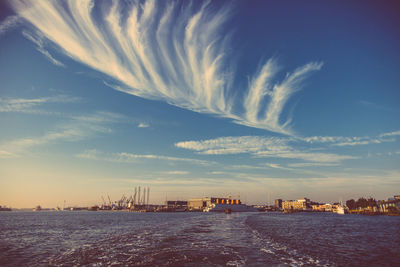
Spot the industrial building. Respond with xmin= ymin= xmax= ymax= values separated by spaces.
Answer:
xmin=282 ymin=198 xmax=311 ymax=212
xmin=378 ymin=195 xmax=400 ymax=213
xmin=275 ymin=199 xmax=282 ymax=209
xmin=188 ymin=197 xmax=242 ymax=211
xmin=165 ymin=201 xmax=188 ymax=210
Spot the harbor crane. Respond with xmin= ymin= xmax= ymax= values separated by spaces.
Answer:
xmin=133 ymin=187 xmax=137 ymax=206
xmin=108 ymin=195 xmax=112 ymax=207
xmin=147 ymin=187 xmax=150 ymax=207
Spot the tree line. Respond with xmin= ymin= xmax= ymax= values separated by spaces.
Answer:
xmin=346 ymin=197 xmax=377 ymax=210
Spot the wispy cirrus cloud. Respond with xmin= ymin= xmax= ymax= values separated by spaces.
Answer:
xmin=175 ymin=130 xmax=400 ymax=164
xmin=175 ymin=136 xmax=290 ymax=155
xmin=358 ymin=100 xmax=396 ymax=112
xmin=8 ymin=129 xmax=85 ymax=148
xmin=165 ymin=171 xmax=189 ymax=175
xmin=0 ymin=110 xmax=121 ymax=157
xmin=256 ymin=150 xmax=357 ymax=163
xmin=76 ymin=149 xmax=212 ymax=166
xmin=302 ymin=131 xmax=399 ymax=147
xmin=287 ymin=162 xmax=339 ymax=168
xmin=0 ymin=95 xmax=80 ymax=113
xmin=175 ymin=136 xmax=358 ymax=163
xmin=138 ymin=122 xmax=150 ymax=128
xmin=0 ymin=15 xmax=20 ymax=36
xmin=0 ymin=150 xmax=15 ymax=159
xmin=0 ymin=96 xmax=130 ymax=126
xmin=22 ymin=30 xmax=65 ymax=67
xmin=11 ymin=0 xmax=322 ymax=135
xmin=379 ymin=131 xmax=400 ymax=138
xmin=175 ymin=131 xmax=399 ymax=164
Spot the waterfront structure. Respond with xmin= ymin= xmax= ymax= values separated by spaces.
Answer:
xmin=274 ymin=199 xmax=282 ymax=209
xmin=188 ymin=197 xmax=240 ymax=211
xmin=188 ymin=197 xmax=256 ymax=212
xmin=188 ymin=198 xmax=211 ymax=211
xmin=378 ymin=196 xmax=400 ymax=213
xmin=282 ymin=198 xmax=311 ymax=212
xmin=312 ymin=203 xmax=331 ymax=212
xmin=165 ymin=201 xmax=188 ymax=211
xmin=0 ymin=205 xmax=12 ymax=211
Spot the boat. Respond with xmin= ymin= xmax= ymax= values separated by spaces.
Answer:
xmin=336 ymin=205 xmax=345 ymax=214
xmin=336 ymin=201 xmax=346 ymax=215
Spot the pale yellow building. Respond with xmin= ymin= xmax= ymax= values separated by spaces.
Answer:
xmin=282 ymin=198 xmax=311 ymax=211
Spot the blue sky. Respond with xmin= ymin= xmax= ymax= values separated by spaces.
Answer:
xmin=0 ymin=0 xmax=399 ymax=208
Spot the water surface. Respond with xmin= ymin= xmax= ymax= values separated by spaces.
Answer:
xmin=0 ymin=211 xmax=398 ymax=266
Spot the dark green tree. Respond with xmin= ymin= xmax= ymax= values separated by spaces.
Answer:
xmin=366 ymin=197 xmax=377 ymax=207
xmin=356 ymin=197 xmax=368 ymax=208
xmin=346 ymin=199 xmax=356 ymax=210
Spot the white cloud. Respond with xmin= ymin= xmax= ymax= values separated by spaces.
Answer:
xmin=302 ymin=136 xmax=349 ymax=143
xmin=379 ymin=130 xmax=400 ymax=137
xmin=165 ymin=171 xmax=189 ymax=175
xmin=209 ymin=171 xmax=229 ymax=175
xmin=265 ymin=163 xmax=291 ymax=170
xmin=71 ymin=111 xmax=125 ymax=125
xmin=176 ymin=136 xmax=290 ymax=155
xmin=9 ymin=129 xmax=84 ymax=148
xmin=176 ymin=135 xmax=358 ymax=163
xmin=0 ymin=15 xmax=20 ymax=36
xmin=302 ymin=131 xmax=399 ymax=147
xmin=287 ymin=162 xmax=339 ymax=168
xmin=241 ymin=60 xmax=322 ymax=134
xmin=255 ymin=150 xmax=358 ymax=163
xmin=138 ymin=122 xmax=150 ymax=128
xmin=333 ymin=140 xmax=381 ymax=147
xmin=0 ymin=110 xmax=120 ymax=157
xmin=0 ymin=95 xmax=80 ymax=113
xmin=22 ymin=30 xmax=65 ymax=67
xmin=11 ymin=0 xmax=321 ymax=135
xmin=76 ymin=149 xmax=212 ymax=166
xmin=176 ymin=130 xmax=399 ymax=164
xmin=0 ymin=150 xmax=15 ymax=159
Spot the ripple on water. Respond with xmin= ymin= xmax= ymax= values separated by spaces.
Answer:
xmin=1 ymin=212 xmax=399 ymax=266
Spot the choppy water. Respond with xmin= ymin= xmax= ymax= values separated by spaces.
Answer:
xmin=0 ymin=211 xmax=399 ymax=266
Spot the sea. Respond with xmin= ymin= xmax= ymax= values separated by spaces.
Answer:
xmin=0 ymin=211 xmax=399 ymax=266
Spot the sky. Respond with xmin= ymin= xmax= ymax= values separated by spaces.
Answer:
xmin=0 ymin=0 xmax=399 ymax=208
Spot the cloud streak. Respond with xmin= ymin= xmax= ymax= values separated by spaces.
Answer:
xmin=22 ymin=31 xmax=65 ymax=67
xmin=0 ymin=15 xmax=20 ymax=36
xmin=138 ymin=122 xmax=149 ymax=128
xmin=175 ymin=136 xmax=358 ymax=163
xmin=0 ymin=110 xmax=121 ymax=157
xmin=11 ymin=0 xmax=321 ymax=135
xmin=302 ymin=131 xmax=398 ymax=147
xmin=0 ymin=150 xmax=15 ymax=159
xmin=175 ymin=130 xmax=400 ymax=164
xmin=76 ymin=149 xmax=212 ymax=166
xmin=0 ymin=95 xmax=80 ymax=113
